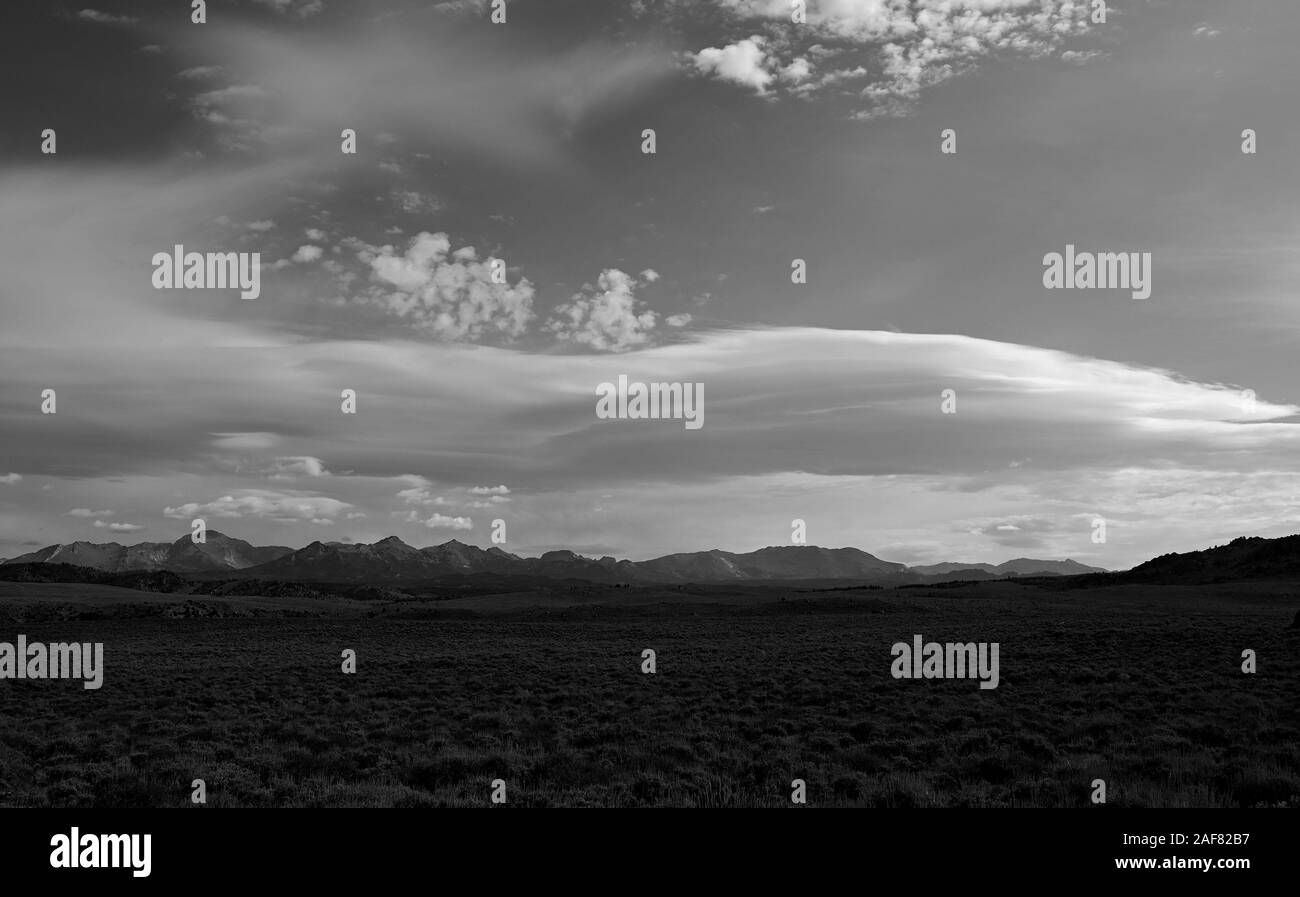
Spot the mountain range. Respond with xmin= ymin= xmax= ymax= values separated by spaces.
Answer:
xmin=2 ymin=532 xmax=292 ymax=573
xmin=908 ymin=559 xmax=1102 ymax=577
xmin=0 ymin=531 xmax=1106 ymax=584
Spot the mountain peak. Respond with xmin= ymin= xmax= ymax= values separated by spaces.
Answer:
xmin=171 ymin=529 xmax=233 ymax=544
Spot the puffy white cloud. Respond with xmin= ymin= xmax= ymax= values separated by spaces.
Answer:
xmin=68 ymin=508 xmax=114 ymax=517
xmin=400 ymin=481 xmax=512 ymax=514
xmin=545 ymin=268 xmax=663 ymax=352
xmin=421 ymin=513 xmax=473 ymax=531
xmin=292 ymin=244 xmax=324 ymax=263
xmin=358 ymin=232 xmax=535 ymax=341
xmin=693 ymin=0 xmax=1105 ymax=116
xmin=0 ymin=473 xmax=21 ymax=485
xmin=1060 ymin=49 xmax=1106 ymax=64
xmin=780 ymin=57 xmax=813 ymax=82
xmin=692 ymin=36 xmax=776 ymax=93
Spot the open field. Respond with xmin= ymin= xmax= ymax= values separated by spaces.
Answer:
xmin=0 ymin=581 xmax=1296 ymax=807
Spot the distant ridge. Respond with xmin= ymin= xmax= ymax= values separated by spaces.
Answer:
xmin=1080 ymin=535 xmax=1300 ymax=585
xmin=910 ymin=558 xmax=1103 ymax=577
xmin=1 ymin=532 xmax=1106 ymax=584
xmin=4 ymin=531 xmax=292 ymax=573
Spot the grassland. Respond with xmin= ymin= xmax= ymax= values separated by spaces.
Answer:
xmin=0 ymin=580 xmax=1295 ymax=807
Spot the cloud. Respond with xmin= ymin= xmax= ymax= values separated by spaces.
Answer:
xmin=9 ymin=327 xmax=1295 ymax=490
xmin=68 ymin=508 xmax=114 ymax=518
xmin=178 ymin=66 xmax=227 ymax=80
xmin=171 ymin=18 xmax=674 ymax=168
xmin=467 ymin=489 xmax=510 ymax=508
xmin=77 ymin=9 xmax=138 ymax=25
xmin=545 ymin=268 xmax=663 ymax=352
xmin=969 ymin=515 xmax=1058 ymax=549
xmin=690 ymin=0 xmax=1106 ymax=116
xmin=0 ymin=474 xmax=21 ymax=485
xmin=780 ymin=57 xmax=812 ymax=83
xmin=391 ymin=190 xmax=443 ymax=215
xmin=212 ymin=433 xmax=282 ymax=452
xmin=401 ymin=481 xmax=511 ymax=513
xmin=692 ymin=36 xmax=776 ymax=93
xmin=187 ymin=85 xmax=273 ymax=152
xmin=0 ymin=157 xmax=324 ymax=351
xmin=360 ymin=231 xmax=535 ymax=342
xmin=1060 ymin=49 xmax=1106 ymax=65
xmin=163 ymin=490 xmax=352 ymax=522
xmin=420 ymin=513 xmax=473 ymax=531
xmin=292 ymin=245 xmax=324 ymax=263
xmin=3 ymin=328 xmax=1297 ymax=567
xmin=248 ymin=0 xmax=325 ymax=18
xmin=93 ymin=520 xmax=145 ymax=532
xmin=397 ymin=477 xmax=449 ymax=508
xmin=264 ymin=456 xmax=331 ymax=479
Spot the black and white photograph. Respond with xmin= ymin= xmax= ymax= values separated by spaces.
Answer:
xmin=0 ymin=0 xmax=1295 ymax=879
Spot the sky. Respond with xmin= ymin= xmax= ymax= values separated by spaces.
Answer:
xmin=1 ymin=0 xmax=1297 ymax=568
